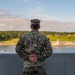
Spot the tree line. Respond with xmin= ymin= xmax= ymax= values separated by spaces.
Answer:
xmin=0 ymin=31 xmax=75 ymax=41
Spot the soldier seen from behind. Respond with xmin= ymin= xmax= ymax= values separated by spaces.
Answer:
xmin=15 ymin=19 xmax=53 ymax=75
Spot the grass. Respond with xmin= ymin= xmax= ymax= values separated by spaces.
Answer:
xmin=0 ymin=38 xmax=19 ymax=46
xmin=47 ymin=35 xmax=75 ymax=41
xmin=3 ymin=38 xmax=19 ymax=43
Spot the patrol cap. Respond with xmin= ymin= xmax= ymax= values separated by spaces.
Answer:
xmin=30 ymin=19 xmax=41 ymax=24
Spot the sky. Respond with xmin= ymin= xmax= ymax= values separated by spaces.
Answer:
xmin=0 ymin=0 xmax=75 ymax=22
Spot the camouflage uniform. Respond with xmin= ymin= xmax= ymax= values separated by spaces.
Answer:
xmin=15 ymin=19 xmax=53 ymax=75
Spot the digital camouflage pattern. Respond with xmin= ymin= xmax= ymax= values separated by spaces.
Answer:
xmin=15 ymin=30 xmax=53 ymax=70
xmin=23 ymin=66 xmax=46 ymax=75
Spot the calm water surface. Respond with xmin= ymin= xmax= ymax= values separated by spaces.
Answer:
xmin=0 ymin=46 xmax=75 ymax=53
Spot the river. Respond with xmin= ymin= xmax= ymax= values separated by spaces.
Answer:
xmin=0 ymin=46 xmax=75 ymax=53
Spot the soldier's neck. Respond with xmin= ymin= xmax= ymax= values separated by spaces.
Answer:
xmin=31 ymin=29 xmax=39 ymax=32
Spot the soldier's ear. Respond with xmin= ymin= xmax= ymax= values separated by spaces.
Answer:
xmin=38 ymin=25 xmax=40 ymax=29
xmin=30 ymin=25 xmax=32 ymax=29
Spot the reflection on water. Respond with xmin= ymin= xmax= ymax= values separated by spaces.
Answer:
xmin=53 ymin=46 xmax=75 ymax=53
xmin=0 ymin=46 xmax=15 ymax=53
xmin=0 ymin=46 xmax=75 ymax=53
xmin=54 ymin=46 xmax=63 ymax=52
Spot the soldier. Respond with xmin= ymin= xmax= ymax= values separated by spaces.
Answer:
xmin=15 ymin=19 xmax=53 ymax=75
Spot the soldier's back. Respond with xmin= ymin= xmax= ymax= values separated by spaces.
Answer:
xmin=23 ymin=31 xmax=46 ymax=67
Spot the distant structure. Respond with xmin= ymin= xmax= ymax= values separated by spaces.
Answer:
xmin=55 ymin=39 xmax=63 ymax=47
xmin=0 ymin=50 xmax=5 ymax=52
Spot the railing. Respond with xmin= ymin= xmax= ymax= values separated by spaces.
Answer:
xmin=0 ymin=53 xmax=75 ymax=75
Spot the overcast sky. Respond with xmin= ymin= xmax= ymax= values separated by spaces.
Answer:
xmin=0 ymin=0 xmax=75 ymax=22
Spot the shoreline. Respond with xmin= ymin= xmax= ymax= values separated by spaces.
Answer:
xmin=0 ymin=41 xmax=75 ymax=46
xmin=0 ymin=43 xmax=16 ymax=46
xmin=51 ymin=41 xmax=75 ymax=47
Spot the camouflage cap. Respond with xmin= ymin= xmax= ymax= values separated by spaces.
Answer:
xmin=30 ymin=19 xmax=40 ymax=24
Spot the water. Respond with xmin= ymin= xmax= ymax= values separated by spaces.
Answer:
xmin=0 ymin=46 xmax=75 ymax=53
xmin=53 ymin=46 xmax=75 ymax=53
xmin=0 ymin=46 xmax=15 ymax=53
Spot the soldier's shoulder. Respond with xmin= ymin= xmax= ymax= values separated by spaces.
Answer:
xmin=20 ymin=32 xmax=30 ymax=39
xmin=39 ymin=33 xmax=50 ymax=40
xmin=38 ymin=32 xmax=47 ymax=38
xmin=23 ymin=32 xmax=31 ymax=37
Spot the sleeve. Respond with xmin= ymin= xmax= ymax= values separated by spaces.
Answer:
xmin=42 ymin=37 xmax=53 ymax=59
xmin=15 ymin=35 xmax=29 ymax=60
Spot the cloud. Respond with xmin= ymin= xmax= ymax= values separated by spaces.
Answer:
xmin=23 ymin=0 xmax=42 ymax=5
xmin=10 ymin=0 xmax=31 ymax=3
xmin=10 ymin=0 xmax=25 ymax=4
xmin=24 ymin=0 xmax=30 ymax=2
xmin=0 ymin=10 xmax=10 ymax=14
xmin=25 ymin=7 xmax=58 ymax=20
xmin=0 ymin=23 xmax=5 ymax=26
xmin=27 ymin=6 xmax=43 ymax=13
xmin=0 ymin=10 xmax=12 ymax=18
xmin=0 ymin=9 xmax=22 ymax=19
xmin=11 ymin=0 xmax=42 ymax=5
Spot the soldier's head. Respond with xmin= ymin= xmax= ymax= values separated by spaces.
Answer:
xmin=30 ymin=19 xmax=40 ymax=30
